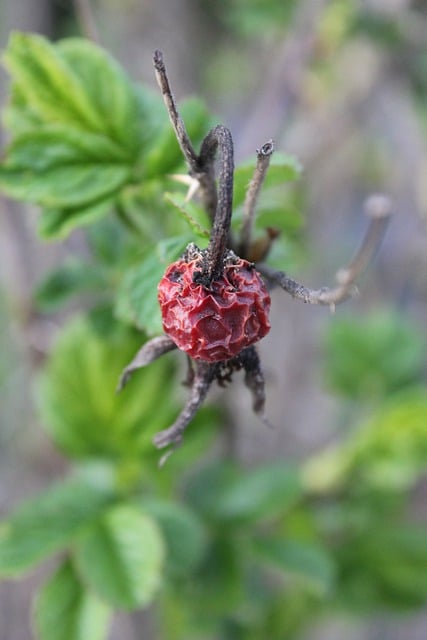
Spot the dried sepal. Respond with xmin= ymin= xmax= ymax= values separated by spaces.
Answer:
xmin=153 ymin=361 xmax=216 ymax=453
xmin=117 ymin=335 xmax=177 ymax=391
xmin=239 ymin=345 xmax=271 ymax=425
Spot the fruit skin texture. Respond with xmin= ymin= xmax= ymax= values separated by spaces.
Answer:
xmin=158 ymin=255 xmax=271 ymax=362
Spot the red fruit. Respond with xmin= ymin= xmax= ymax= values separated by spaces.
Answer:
xmin=158 ymin=253 xmax=271 ymax=362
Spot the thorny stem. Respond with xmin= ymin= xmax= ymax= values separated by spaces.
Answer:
xmin=198 ymin=125 xmax=235 ymax=282
xmin=258 ymin=194 xmax=392 ymax=309
xmin=153 ymin=50 xmax=218 ymax=219
xmin=239 ymin=140 xmax=274 ymax=257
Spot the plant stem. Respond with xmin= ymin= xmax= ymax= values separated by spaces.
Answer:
xmin=198 ymin=125 xmax=234 ymax=282
xmin=153 ymin=50 xmax=218 ymax=220
xmin=153 ymin=50 xmax=199 ymax=168
xmin=258 ymin=194 xmax=392 ymax=309
xmin=239 ymin=140 xmax=274 ymax=257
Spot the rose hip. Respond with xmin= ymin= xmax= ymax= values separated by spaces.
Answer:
xmin=158 ymin=254 xmax=271 ymax=362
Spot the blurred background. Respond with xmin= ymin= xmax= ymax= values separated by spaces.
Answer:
xmin=1 ymin=0 xmax=427 ymax=639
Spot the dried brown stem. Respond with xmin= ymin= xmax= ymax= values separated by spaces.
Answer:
xmin=259 ymin=194 xmax=392 ymax=309
xmin=153 ymin=361 xmax=216 ymax=453
xmin=198 ymin=125 xmax=234 ymax=281
xmin=153 ymin=50 xmax=199 ymax=168
xmin=239 ymin=140 xmax=274 ymax=257
xmin=153 ymin=51 xmax=219 ymax=221
xmin=239 ymin=346 xmax=267 ymax=418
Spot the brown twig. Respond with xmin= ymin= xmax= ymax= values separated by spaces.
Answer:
xmin=259 ymin=194 xmax=392 ymax=309
xmin=153 ymin=50 xmax=199 ymax=168
xmin=198 ymin=125 xmax=234 ymax=282
xmin=239 ymin=140 xmax=274 ymax=256
xmin=237 ymin=0 xmax=330 ymax=157
xmin=153 ymin=50 xmax=218 ymax=220
xmin=153 ymin=361 xmax=216 ymax=453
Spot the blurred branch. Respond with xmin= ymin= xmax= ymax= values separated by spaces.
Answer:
xmin=74 ymin=0 xmax=100 ymax=43
xmin=237 ymin=0 xmax=329 ymax=156
xmin=238 ymin=140 xmax=274 ymax=256
xmin=259 ymin=194 xmax=392 ymax=309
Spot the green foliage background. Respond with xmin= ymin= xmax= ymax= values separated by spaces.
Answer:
xmin=1 ymin=2 xmax=427 ymax=638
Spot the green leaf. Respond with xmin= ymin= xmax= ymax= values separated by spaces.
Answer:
xmin=214 ymin=461 xmax=302 ymax=522
xmin=233 ymin=152 xmax=302 ymax=209
xmin=0 ymin=162 xmax=131 ymax=209
xmin=34 ymin=260 xmax=107 ymax=312
xmin=143 ymin=500 xmax=207 ymax=577
xmin=254 ymin=538 xmax=336 ymax=595
xmin=348 ymin=393 xmax=427 ymax=489
xmin=37 ymin=196 xmax=116 ymax=240
xmin=184 ymin=460 xmax=243 ymax=519
xmin=2 ymin=81 xmax=43 ymax=135
xmin=57 ymin=38 xmax=142 ymax=153
xmin=115 ymin=235 xmax=191 ymax=335
xmin=3 ymin=32 xmax=102 ymax=132
xmin=303 ymin=390 xmax=427 ymax=494
xmin=36 ymin=315 xmax=177 ymax=458
xmin=338 ymin=526 xmax=427 ymax=610
xmin=0 ymin=478 xmax=114 ymax=577
xmin=3 ymin=33 xmax=141 ymax=153
xmin=4 ymin=126 xmax=129 ymax=168
xmin=1 ymin=34 xmax=149 ymax=237
xmin=33 ymin=559 xmax=111 ymax=640
xmin=74 ymin=503 xmax=165 ymax=609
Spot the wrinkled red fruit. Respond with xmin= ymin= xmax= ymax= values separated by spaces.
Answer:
xmin=158 ymin=256 xmax=271 ymax=362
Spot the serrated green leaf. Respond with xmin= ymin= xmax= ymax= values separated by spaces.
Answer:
xmin=0 ymin=34 xmax=149 ymax=237
xmin=0 ymin=162 xmax=130 ymax=209
xmin=143 ymin=500 xmax=207 ymax=576
xmin=115 ymin=235 xmax=191 ymax=335
xmin=2 ymin=33 xmax=141 ymax=155
xmin=36 ymin=315 xmax=177 ymax=458
xmin=33 ymin=559 xmax=111 ymax=640
xmin=0 ymin=478 xmax=114 ymax=577
xmin=4 ymin=126 xmax=129 ymax=169
xmin=57 ymin=38 xmax=142 ymax=153
xmin=74 ymin=504 xmax=165 ymax=609
xmin=233 ymin=152 xmax=302 ymax=209
xmin=34 ymin=260 xmax=107 ymax=312
xmin=37 ymin=196 xmax=116 ymax=240
xmin=2 ymin=81 xmax=43 ymax=134
xmin=254 ymin=538 xmax=336 ymax=595
xmin=2 ymin=32 xmax=102 ymax=131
